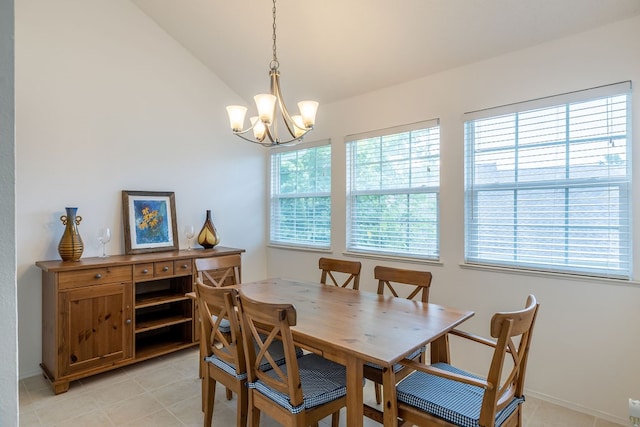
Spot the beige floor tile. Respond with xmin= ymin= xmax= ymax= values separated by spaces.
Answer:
xmin=103 ymin=393 xmax=163 ymax=426
xmin=52 ymin=409 xmax=114 ymax=427
xmin=166 ymin=394 xmax=205 ymax=427
xmin=21 ymin=375 xmax=50 ymax=393
xmin=132 ymin=364 xmax=186 ymax=391
xmin=18 ymin=410 xmax=42 ymax=427
xmin=120 ymin=408 xmax=183 ymax=427
xmin=34 ymin=393 xmax=99 ymax=426
xmin=527 ymin=399 xmax=596 ymax=427
xmin=594 ymin=417 xmax=627 ymax=427
xmin=88 ymin=378 xmax=147 ymax=408
xmin=150 ymin=376 xmax=200 ymax=407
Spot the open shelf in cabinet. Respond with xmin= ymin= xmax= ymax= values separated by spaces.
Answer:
xmin=135 ymin=323 xmax=194 ymax=360
xmin=135 ymin=300 xmax=192 ymax=333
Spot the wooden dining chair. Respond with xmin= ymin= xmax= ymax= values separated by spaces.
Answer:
xmin=395 ymin=295 xmax=539 ymax=427
xmin=318 ymin=257 xmax=361 ymax=290
xmin=236 ymin=290 xmax=351 ymax=427
xmin=196 ymin=280 xmax=300 ymax=427
xmin=195 ymin=280 xmax=248 ymax=427
xmin=194 ymin=254 xmax=243 ymax=399
xmin=195 ymin=254 xmax=242 ymax=288
xmin=364 ymin=265 xmax=433 ymax=404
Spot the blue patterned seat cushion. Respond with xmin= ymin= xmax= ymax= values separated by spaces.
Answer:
xmin=212 ymin=315 xmax=231 ymax=334
xmin=365 ymin=346 xmax=424 ymax=373
xmin=248 ymin=353 xmax=348 ymax=414
xmin=396 ymin=362 xmax=524 ymax=427
xmin=205 ymin=337 xmax=303 ymax=380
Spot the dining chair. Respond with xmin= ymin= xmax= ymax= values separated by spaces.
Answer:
xmin=196 ymin=280 xmax=300 ymax=427
xmin=364 ymin=265 xmax=433 ymax=404
xmin=318 ymin=257 xmax=362 ymax=290
xmin=395 ymin=295 xmax=539 ymax=427
xmin=236 ymin=290 xmax=351 ymax=427
xmin=195 ymin=254 xmax=242 ymax=287
xmin=195 ymin=255 xmax=242 ymax=385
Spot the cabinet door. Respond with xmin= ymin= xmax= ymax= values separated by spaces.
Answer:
xmin=59 ymin=282 xmax=133 ymax=377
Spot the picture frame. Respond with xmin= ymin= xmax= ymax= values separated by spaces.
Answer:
xmin=122 ymin=190 xmax=179 ymax=254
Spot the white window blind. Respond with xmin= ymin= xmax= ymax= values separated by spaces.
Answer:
xmin=346 ymin=120 xmax=440 ymax=259
xmin=464 ymin=82 xmax=632 ymax=278
xmin=270 ymin=141 xmax=331 ymax=248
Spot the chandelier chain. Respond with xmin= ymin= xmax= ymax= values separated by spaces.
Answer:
xmin=271 ymin=0 xmax=278 ymax=69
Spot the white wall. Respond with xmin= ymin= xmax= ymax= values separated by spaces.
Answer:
xmin=15 ymin=0 xmax=268 ymax=382
xmin=268 ymin=16 xmax=640 ymax=424
xmin=0 ymin=0 xmax=18 ymax=424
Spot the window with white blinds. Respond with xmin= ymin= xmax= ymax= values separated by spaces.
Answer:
xmin=464 ymin=82 xmax=632 ymax=278
xmin=270 ymin=141 xmax=331 ymax=248
xmin=346 ymin=120 xmax=440 ymax=259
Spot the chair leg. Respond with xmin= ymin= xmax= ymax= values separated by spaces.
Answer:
xmin=237 ymin=384 xmax=248 ymax=427
xmin=203 ymin=376 xmax=216 ymax=427
xmin=375 ymin=382 xmax=382 ymax=405
xmin=248 ymin=404 xmax=260 ymax=427
xmin=226 ymin=387 xmax=233 ymax=400
xmin=331 ymin=411 xmax=340 ymax=427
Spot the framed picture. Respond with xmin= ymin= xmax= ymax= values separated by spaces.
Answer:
xmin=122 ymin=190 xmax=179 ymax=254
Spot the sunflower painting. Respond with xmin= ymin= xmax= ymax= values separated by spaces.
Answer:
xmin=134 ymin=201 xmax=168 ymax=244
xmin=122 ymin=191 xmax=178 ymax=254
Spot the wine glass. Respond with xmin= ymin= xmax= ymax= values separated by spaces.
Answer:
xmin=98 ymin=227 xmax=111 ymax=257
xmin=185 ymin=225 xmax=195 ymax=250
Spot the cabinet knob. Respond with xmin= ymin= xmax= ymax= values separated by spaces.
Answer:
xmin=126 ymin=319 xmax=132 ymax=325
xmin=95 ymin=273 xmax=102 ymax=279
xmin=181 ymin=264 xmax=188 ymax=269
xmin=142 ymin=269 xmax=149 ymax=274
xmin=163 ymin=266 xmax=169 ymax=271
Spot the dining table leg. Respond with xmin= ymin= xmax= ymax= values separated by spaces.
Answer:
xmin=346 ymin=355 xmax=364 ymax=427
xmin=382 ymin=368 xmax=398 ymax=426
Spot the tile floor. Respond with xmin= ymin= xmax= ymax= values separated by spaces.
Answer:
xmin=19 ymin=347 xmax=624 ymax=426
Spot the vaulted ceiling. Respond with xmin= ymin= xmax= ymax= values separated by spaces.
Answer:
xmin=131 ymin=0 xmax=640 ymax=105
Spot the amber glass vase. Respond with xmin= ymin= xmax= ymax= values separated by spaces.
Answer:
xmin=197 ymin=209 xmax=220 ymax=249
xmin=58 ymin=207 xmax=84 ymax=261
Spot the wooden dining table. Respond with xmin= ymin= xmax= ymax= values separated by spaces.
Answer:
xmin=237 ymin=277 xmax=474 ymax=427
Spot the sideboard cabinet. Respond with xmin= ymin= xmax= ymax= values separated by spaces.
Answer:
xmin=36 ymin=246 xmax=244 ymax=394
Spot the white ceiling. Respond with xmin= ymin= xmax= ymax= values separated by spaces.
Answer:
xmin=131 ymin=0 xmax=640 ymax=105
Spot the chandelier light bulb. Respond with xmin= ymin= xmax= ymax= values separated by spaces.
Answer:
xmin=298 ymin=101 xmax=319 ymax=128
xmin=250 ymin=116 xmax=267 ymax=141
xmin=254 ymin=94 xmax=277 ymax=125
xmin=226 ymin=105 xmax=248 ymax=132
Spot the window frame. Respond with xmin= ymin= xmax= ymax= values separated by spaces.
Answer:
xmin=345 ymin=119 xmax=441 ymax=260
xmin=464 ymin=81 xmax=632 ymax=279
xmin=269 ymin=140 xmax=332 ymax=250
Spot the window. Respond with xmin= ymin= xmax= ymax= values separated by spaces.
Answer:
xmin=464 ymin=82 xmax=632 ymax=278
xmin=270 ymin=141 xmax=331 ymax=248
xmin=346 ymin=120 xmax=440 ymax=259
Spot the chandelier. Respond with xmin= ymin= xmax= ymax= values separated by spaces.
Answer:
xmin=225 ymin=0 xmax=318 ymax=147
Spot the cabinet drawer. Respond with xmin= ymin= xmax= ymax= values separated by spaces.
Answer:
xmin=154 ymin=261 xmax=174 ymax=277
xmin=59 ymin=266 xmax=132 ymax=290
xmin=134 ymin=263 xmax=155 ymax=281
xmin=173 ymin=260 xmax=192 ymax=275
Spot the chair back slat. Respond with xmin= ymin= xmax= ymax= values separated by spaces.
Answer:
xmin=480 ymin=295 xmax=539 ymax=426
xmin=195 ymin=279 xmax=245 ymax=376
xmin=236 ymin=291 xmax=304 ymax=406
xmin=196 ymin=254 xmax=242 ymax=287
xmin=374 ymin=265 xmax=432 ymax=303
xmin=319 ymin=257 xmax=362 ymax=289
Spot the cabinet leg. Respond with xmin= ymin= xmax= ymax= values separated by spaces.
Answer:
xmin=52 ymin=380 xmax=70 ymax=395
